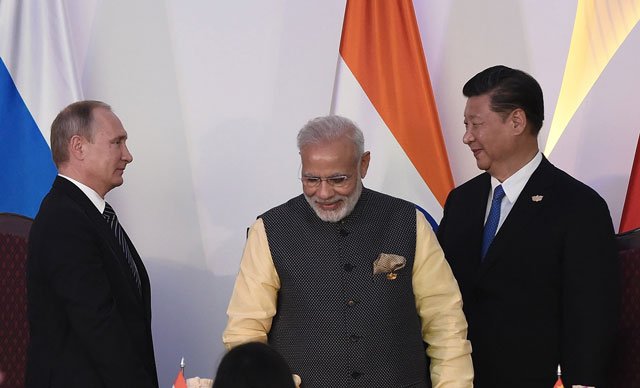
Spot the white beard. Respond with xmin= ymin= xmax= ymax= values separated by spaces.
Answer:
xmin=305 ymin=178 xmax=362 ymax=222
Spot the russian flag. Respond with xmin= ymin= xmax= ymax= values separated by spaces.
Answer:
xmin=330 ymin=0 xmax=453 ymax=228
xmin=0 ymin=1 xmax=82 ymax=218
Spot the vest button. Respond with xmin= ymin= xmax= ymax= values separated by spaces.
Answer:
xmin=343 ymin=263 xmax=354 ymax=272
xmin=349 ymin=334 xmax=360 ymax=342
xmin=347 ymin=299 xmax=358 ymax=306
xmin=351 ymin=371 xmax=362 ymax=379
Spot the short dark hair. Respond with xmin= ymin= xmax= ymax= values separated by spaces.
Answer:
xmin=50 ymin=100 xmax=111 ymax=167
xmin=213 ymin=342 xmax=295 ymax=388
xmin=463 ymin=65 xmax=544 ymax=135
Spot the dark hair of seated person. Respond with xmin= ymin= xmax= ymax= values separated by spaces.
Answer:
xmin=213 ymin=342 xmax=296 ymax=388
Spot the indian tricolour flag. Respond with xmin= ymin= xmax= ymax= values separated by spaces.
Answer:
xmin=0 ymin=0 xmax=83 ymax=218
xmin=330 ymin=0 xmax=453 ymax=228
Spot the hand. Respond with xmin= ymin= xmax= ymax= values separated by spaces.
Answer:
xmin=293 ymin=373 xmax=302 ymax=388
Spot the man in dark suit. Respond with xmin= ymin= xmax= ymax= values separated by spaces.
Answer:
xmin=26 ymin=100 xmax=158 ymax=387
xmin=437 ymin=65 xmax=618 ymax=388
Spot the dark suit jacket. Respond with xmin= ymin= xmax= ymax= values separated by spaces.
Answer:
xmin=437 ymin=157 xmax=618 ymax=388
xmin=26 ymin=176 xmax=158 ymax=388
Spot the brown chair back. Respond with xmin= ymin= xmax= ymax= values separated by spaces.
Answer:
xmin=0 ymin=213 xmax=33 ymax=388
xmin=609 ymin=227 xmax=640 ymax=387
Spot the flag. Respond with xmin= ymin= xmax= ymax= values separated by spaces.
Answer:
xmin=544 ymin=0 xmax=640 ymax=156
xmin=553 ymin=365 xmax=564 ymax=388
xmin=553 ymin=377 xmax=564 ymax=388
xmin=0 ymin=1 xmax=82 ymax=218
xmin=330 ymin=0 xmax=453 ymax=229
xmin=172 ymin=369 xmax=187 ymax=388
xmin=620 ymin=134 xmax=640 ymax=233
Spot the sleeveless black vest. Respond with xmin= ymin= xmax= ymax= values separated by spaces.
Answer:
xmin=261 ymin=188 xmax=429 ymax=387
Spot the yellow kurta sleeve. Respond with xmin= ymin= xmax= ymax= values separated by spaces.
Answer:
xmin=222 ymin=218 xmax=280 ymax=349
xmin=413 ymin=210 xmax=474 ymax=387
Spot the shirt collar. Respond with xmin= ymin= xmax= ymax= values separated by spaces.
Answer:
xmin=490 ymin=151 xmax=542 ymax=204
xmin=58 ymin=174 xmax=107 ymax=213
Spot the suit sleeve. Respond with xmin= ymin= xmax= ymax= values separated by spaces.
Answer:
xmin=561 ymin=192 xmax=618 ymax=387
xmin=36 ymin=205 xmax=155 ymax=387
xmin=222 ymin=218 xmax=280 ymax=349
xmin=413 ymin=210 xmax=474 ymax=387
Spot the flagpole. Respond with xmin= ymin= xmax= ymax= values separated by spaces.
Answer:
xmin=173 ymin=357 xmax=188 ymax=388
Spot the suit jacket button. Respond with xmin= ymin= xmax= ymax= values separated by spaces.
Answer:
xmin=349 ymin=334 xmax=360 ymax=342
xmin=351 ymin=371 xmax=362 ymax=379
xmin=343 ymin=263 xmax=354 ymax=272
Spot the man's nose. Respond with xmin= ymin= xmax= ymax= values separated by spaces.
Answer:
xmin=316 ymin=180 xmax=335 ymax=199
xmin=122 ymin=144 xmax=133 ymax=163
xmin=463 ymin=129 xmax=474 ymax=144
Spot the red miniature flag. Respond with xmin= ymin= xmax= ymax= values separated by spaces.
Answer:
xmin=172 ymin=357 xmax=187 ymax=388
xmin=554 ymin=365 xmax=564 ymax=388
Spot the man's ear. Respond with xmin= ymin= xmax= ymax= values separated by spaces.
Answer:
xmin=511 ymin=108 xmax=527 ymax=135
xmin=359 ymin=151 xmax=371 ymax=179
xmin=69 ymin=135 xmax=86 ymax=160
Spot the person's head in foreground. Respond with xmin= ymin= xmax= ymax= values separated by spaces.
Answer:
xmin=213 ymin=342 xmax=296 ymax=388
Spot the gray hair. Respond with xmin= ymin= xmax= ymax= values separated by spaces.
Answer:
xmin=50 ymin=100 xmax=112 ymax=167
xmin=297 ymin=115 xmax=364 ymax=157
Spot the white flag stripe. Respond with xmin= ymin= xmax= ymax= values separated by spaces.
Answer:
xmin=331 ymin=57 xmax=443 ymax=221
xmin=0 ymin=0 xmax=83 ymax=143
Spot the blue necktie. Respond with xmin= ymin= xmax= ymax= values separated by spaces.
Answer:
xmin=103 ymin=202 xmax=142 ymax=294
xmin=481 ymin=185 xmax=505 ymax=259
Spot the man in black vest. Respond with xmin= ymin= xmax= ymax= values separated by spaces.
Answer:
xmin=223 ymin=115 xmax=473 ymax=387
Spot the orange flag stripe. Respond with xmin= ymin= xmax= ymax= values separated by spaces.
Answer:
xmin=339 ymin=0 xmax=453 ymax=205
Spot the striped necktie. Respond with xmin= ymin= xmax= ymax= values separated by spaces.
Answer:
xmin=103 ymin=202 xmax=142 ymax=294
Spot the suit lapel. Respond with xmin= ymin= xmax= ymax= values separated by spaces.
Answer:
xmin=452 ymin=174 xmax=492 ymax=277
xmin=470 ymin=174 xmax=492 ymax=254
xmin=476 ymin=157 xmax=555 ymax=279
xmin=120 ymin=226 xmax=151 ymax=307
xmin=125 ymin=234 xmax=152 ymax=318
xmin=54 ymin=177 xmax=145 ymax=305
